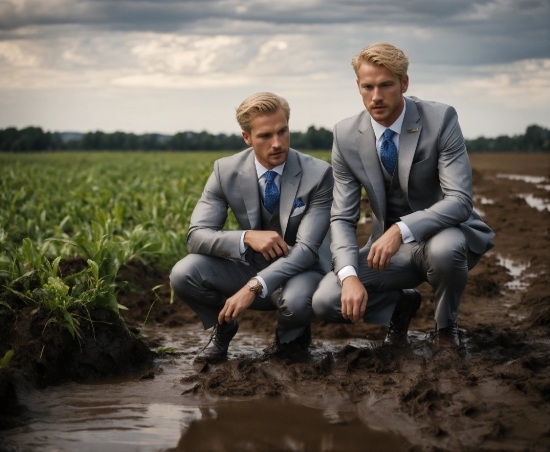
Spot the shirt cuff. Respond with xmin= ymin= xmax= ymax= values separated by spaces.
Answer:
xmin=337 ymin=265 xmax=357 ymax=284
xmin=255 ymin=275 xmax=268 ymax=298
xmin=396 ymin=221 xmax=415 ymax=243
xmin=239 ymin=231 xmax=248 ymax=255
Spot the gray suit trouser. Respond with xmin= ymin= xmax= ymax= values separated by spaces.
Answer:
xmin=170 ymin=254 xmax=323 ymax=343
xmin=312 ymin=227 xmax=481 ymax=329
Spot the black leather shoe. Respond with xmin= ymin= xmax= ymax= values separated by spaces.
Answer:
xmin=384 ymin=289 xmax=421 ymax=346
xmin=286 ymin=324 xmax=312 ymax=349
xmin=195 ymin=320 xmax=239 ymax=362
xmin=436 ymin=321 xmax=460 ymax=347
xmin=264 ymin=325 xmax=311 ymax=355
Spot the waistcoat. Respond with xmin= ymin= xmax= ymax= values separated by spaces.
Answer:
xmin=381 ymin=162 xmax=413 ymax=227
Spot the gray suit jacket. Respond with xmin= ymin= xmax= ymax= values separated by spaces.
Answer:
xmin=187 ymin=148 xmax=334 ymax=294
xmin=330 ymin=96 xmax=495 ymax=274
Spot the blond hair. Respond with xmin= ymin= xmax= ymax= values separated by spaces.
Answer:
xmin=236 ymin=92 xmax=290 ymax=133
xmin=351 ymin=42 xmax=409 ymax=80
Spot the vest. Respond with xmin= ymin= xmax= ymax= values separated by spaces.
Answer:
xmin=260 ymin=203 xmax=282 ymax=236
xmin=381 ymin=161 xmax=413 ymax=227
xmin=246 ymin=195 xmax=283 ymax=271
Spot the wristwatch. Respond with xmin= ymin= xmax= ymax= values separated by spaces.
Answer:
xmin=247 ymin=277 xmax=263 ymax=295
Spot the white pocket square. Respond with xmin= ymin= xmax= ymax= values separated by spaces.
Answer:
xmin=290 ymin=205 xmax=306 ymax=217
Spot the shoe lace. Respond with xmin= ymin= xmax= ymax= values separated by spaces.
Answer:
xmin=198 ymin=323 xmax=221 ymax=355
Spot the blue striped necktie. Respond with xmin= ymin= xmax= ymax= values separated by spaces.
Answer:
xmin=380 ymin=128 xmax=398 ymax=176
xmin=264 ymin=170 xmax=280 ymax=214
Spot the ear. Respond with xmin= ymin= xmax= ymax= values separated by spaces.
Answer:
xmin=401 ymin=75 xmax=409 ymax=94
xmin=242 ymin=130 xmax=252 ymax=147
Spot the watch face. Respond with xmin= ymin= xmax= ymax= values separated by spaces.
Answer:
xmin=248 ymin=278 xmax=261 ymax=293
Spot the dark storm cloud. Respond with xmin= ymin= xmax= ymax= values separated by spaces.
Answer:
xmin=0 ymin=0 xmax=548 ymax=68
xmin=1 ymin=0 xmax=547 ymax=33
xmin=0 ymin=0 xmax=548 ymax=67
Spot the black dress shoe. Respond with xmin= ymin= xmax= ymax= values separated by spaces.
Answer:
xmin=195 ymin=320 xmax=239 ymax=362
xmin=436 ymin=321 xmax=460 ymax=347
xmin=384 ymin=289 xmax=421 ymax=346
xmin=264 ymin=325 xmax=311 ymax=355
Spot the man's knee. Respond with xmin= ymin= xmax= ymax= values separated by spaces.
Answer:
xmin=425 ymin=228 xmax=468 ymax=274
xmin=169 ymin=255 xmax=202 ymax=295
xmin=278 ymin=295 xmax=315 ymax=325
xmin=311 ymin=273 xmax=341 ymax=321
xmin=278 ymin=272 xmax=321 ymax=324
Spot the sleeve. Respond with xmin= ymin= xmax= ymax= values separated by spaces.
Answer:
xmin=329 ymin=127 xmax=362 ymax=274
xmin=400 ymin=106 xmax=474 ymax=242
xmin=186 ymin=160 xmax=246 ymax=259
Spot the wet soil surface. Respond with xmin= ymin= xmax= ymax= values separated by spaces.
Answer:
xmin=1 ymin=153 xmax=550 ymax=451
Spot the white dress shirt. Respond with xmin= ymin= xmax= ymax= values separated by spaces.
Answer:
xmin=338 ymin=100 xmax=415 ymax=284
xmin=239 ymin=158 xmax=285 ymax=297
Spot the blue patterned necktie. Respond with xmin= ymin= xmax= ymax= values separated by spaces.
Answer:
xmin=264 ymin=170 xmax=280 ymax=214
xmin=380 ymin=128 xmax=398 ymax=176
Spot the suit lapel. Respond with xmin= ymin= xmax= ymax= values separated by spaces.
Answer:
xmin=238 ymin=150 xmax=261 ymax=230
xmin=398 ymin=98 xmax=422 ymax=201
xmin=357 ymin=116 xmax=386 ymax=223
xmin=279 ymin=149 xmax=301 ymax=237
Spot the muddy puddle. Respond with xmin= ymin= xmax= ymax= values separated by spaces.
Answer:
xmin=496 ymin=173 xmax=550 ymax=211
xmin=2 ymin=327 xmax=411 ymax=452
xmin=4 ymin=318 xmax=550 ymax=452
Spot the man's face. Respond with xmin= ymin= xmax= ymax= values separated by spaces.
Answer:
xmin=356 ymin=62 xmax=409 ymax=127
xmin=242 ymin=108 xmax=290 ymax=169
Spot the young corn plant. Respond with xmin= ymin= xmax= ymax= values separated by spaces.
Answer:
xmin=0 ymin=235 xmax=127 ymax=341
xmin=0 ymin=350 xmax=14 ymax=370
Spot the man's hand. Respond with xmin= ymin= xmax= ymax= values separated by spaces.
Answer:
xmin=218 ymin=285 xmax=256 ymax=323
xmin=244 ymin=230 xmax=289 ymax=261
xmin=341 ymin=275 xmax=368 ymax=323
xmin=367 ymin=224 xmax=402 ymax=272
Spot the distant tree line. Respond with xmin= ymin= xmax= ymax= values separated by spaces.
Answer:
xmin=466 ymin=125 xmax=550 ymax=153
xmin=0 ymin=124 xmax=548 ymax=153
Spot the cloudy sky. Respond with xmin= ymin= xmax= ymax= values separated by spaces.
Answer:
xmin=0 ymin=0 xmax=549 ymax=139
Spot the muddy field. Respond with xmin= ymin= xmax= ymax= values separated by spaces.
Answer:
xmin=1 ymin=152 xmax=550 ymax=452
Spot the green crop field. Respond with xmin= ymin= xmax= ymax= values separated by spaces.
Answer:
xmin=0 ymin=152 xmax=232 ymax=337
xmin=0 ymin=151 xmax=330 ymax=337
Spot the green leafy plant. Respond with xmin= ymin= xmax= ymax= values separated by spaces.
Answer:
xmin=0 ymin=350 xmax=14 ymax=370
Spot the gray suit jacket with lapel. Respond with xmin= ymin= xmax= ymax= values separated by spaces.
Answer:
xmin=330 ymin=96 xmax=495 ymax=274
xmin=187 ymin=148 xmax=334 ymax=294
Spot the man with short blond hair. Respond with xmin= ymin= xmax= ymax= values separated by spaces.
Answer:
xmin=312 ymin=43 xmax=494 ymax=347
xmin=236 ymin=92 xmax=291 ymax=133
xmin=171 ymin=92 xmax=333 ymax=361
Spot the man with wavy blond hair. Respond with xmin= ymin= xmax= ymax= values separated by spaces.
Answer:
xmin=313 ymin=43 xmax=494 ymax=347
xmin=171 ymin=92 xmax=333 ymax=361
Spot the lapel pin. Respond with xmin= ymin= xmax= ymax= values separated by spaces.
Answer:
xmin=407 ymin=128 xmax=419 ymax=133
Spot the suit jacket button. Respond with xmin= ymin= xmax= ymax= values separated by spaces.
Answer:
xmin=220 ymin=251 xmax=230 ymax=258
xmin=397 ymin=194 xmax=402 ymax=199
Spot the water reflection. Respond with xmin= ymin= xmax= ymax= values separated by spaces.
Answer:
xmin=496 ymin=254 xmax=534 ymax=291
xmin=473 ymin=195 xmax=494 ymax=205
xmin=516 ymin=193 xmax=550 ymax=212
xmin=494 ymin=174 xmax=550 ymax=211
xmin=3 ymin=327 xmax=408 ymax=451
xmin=164 ymin=398 xmax=408 ymax=452
xmin=496 ymin=174 xmax=548 ymax=184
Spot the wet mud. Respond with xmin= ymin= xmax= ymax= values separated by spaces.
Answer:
xmin=1 ymin=153 xmax=550 ymax=451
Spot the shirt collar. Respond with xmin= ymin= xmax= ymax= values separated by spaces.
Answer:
xmin=254 ymin=158 xmax=285 ymax=179
xmin=370 ymin=98 xmax=407 ymax=142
